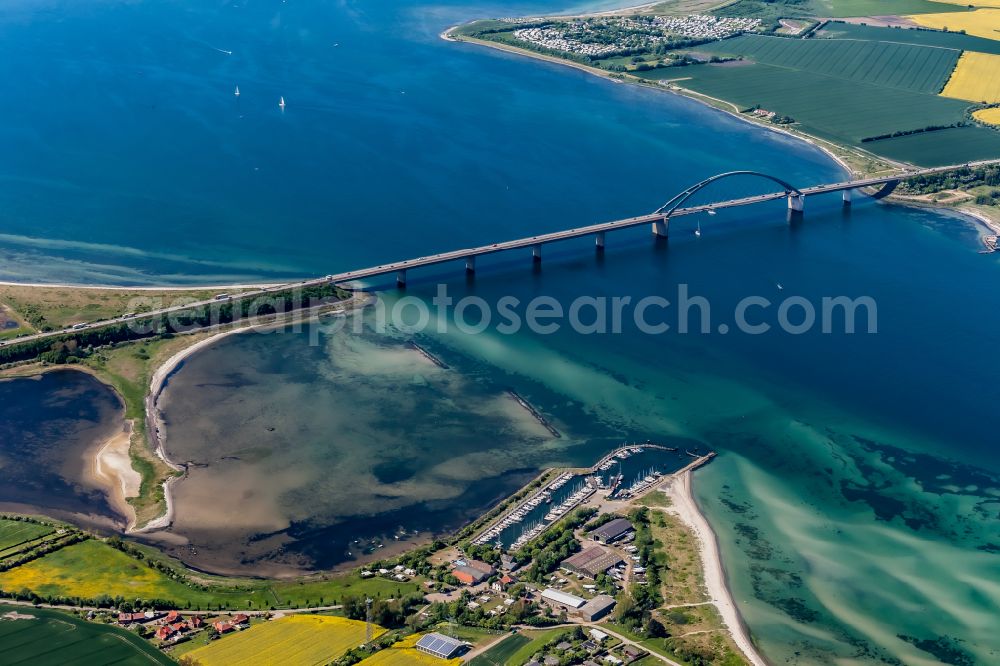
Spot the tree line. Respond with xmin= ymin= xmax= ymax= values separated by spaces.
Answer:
xmin=0 ymin=283 xmax=348 ymax=366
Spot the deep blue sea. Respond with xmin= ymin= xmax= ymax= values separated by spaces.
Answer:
xmin=1 ymin=1 xmax=998 ymax=664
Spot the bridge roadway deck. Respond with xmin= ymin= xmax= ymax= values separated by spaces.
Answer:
xmin=327 ymin=161 xmax=997 ymax=283
xmin=4 ymin=160 xmax=996 ymax=348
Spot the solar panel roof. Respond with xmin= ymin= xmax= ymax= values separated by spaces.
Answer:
xmin=416 ymin=633 xmax=464 ymax=657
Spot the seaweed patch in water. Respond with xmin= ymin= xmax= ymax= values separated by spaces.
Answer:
xmin=897 ymin=634 xmax=976 ymax=666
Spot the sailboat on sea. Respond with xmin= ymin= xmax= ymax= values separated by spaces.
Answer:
xmin=234 ymin=85 xmax=240 ymax=97
xmin=695 ymin=221 xmax=702 ymax=237
xmin=279 ymin=96 xmax=286 ymax=109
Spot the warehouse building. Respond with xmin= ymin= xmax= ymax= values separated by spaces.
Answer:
xmin=590 ymin=517 xmax=634 ymax=544
xmin=541 ymin=588 xmax=587 ymax=610
xmin=560 ymin=546 xmax=624 ymax=578
xmin=578 ymin=595 xmax=616 ymax=622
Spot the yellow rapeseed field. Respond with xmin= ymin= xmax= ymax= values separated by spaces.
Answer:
xmin=935 ymin=1 xmax=1000 ymax=7
xmin=973 ymin=107 xmax=1000 ymax=125
xmin=186 ymin=615 xmax=384 ymax=666
xmin=941 ymin=52 xmax=1000 ymax=103
xmin=0 ymin=540 xmax=176 ymax=600
xmin=908 ymin=8 xmax=1000 ymax=41
xmin=357 ymin=634 xmax=462 ymax=665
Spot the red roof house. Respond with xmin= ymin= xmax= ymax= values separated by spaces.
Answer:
xmin=213 ymin=621 xmax=235 ymax=634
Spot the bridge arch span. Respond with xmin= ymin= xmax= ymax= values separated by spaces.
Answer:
xmin=655 ymin=170 xmax=803 ymax=217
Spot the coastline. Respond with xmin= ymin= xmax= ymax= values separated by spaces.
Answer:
xmin=442 ymin=26 xmax=879 ymax=182
xmin=442 ymin=18 xmax=1000 ymax=243
xmin=662 ymin=468 xmax=768 ymax=666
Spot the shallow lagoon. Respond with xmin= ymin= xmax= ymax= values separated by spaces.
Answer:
xmin=0 ymin=371 xmax=124 ymax=530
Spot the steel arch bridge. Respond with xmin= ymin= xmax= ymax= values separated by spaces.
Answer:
xmin=654 ymin=170 xmax=803 ymax=217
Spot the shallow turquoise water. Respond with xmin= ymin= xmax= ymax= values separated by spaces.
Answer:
xmin=1 ymin=1 xmax=999 ymax=664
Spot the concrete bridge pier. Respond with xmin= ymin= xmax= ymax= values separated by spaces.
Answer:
xmin=652 ymin=217 xmax=669 ymax=238
xmin=465 ymin=256 xmax=476 ymax=273
xmin=532 ymin=243 xmax=542 ymax=263
xmin=787 ymin=193 xmax=805 ymax=213
xmin=842 ymin=189 xmax=853 ymax=206
xmin=396 ymin=269 xmax=406 ymax=288
xmin=595 ymin=231 xmax=605 ymax=251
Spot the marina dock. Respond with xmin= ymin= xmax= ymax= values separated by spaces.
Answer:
xmin=469 ymin=441 xmax=704 ymax=552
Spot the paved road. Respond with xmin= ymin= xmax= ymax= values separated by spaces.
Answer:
xmin=0 ymin=597 xmax=343 ymax=616
xmin=4 ymin=160 xmax=995 ymax=351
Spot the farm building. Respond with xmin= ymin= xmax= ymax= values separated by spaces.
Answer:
xmin=414 ymin=632 xmax=468 ymax=659
xmin=541 ymin=588 xmax=586 ymax=609
xmin=590 ymin=518 xmax=634 ymax=543
xmin=578 ymin=595 xmax=616 ymax=622
xmin=561 ymin=546 xmax=623 ymax=578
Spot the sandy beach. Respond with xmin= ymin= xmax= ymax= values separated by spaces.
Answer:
xmin=662 ymin=470 xmax=769 ymax=666
xmin=959 ymin=206 xmax=1000 ymax=235
xmin=91 ymin=420 xmax=142 ymax=529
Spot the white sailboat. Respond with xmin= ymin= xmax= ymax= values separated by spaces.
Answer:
xmin=278 ymin=96 xmax=286 ymax=109
xmin=694 ymin=221 xmax=702 ymax=237
xmin=234 ymin=85 xmax=240 ymax=97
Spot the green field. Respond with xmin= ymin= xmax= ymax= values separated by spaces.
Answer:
xmin=808 ymin=0 xmax=972 ymax=16
xmin=0 ymin=538 xmax=419 ymax=610
xmin=814 ymin=21 xmax=1000 ymax=56
xmin=0 ymin=603 xmax=174 ymax=665
xmin=0 ymin=520 xmax=54 ymax=553
xmin=640 ymin=62 xmax=974 ymax=149
xmin=716 ymin=0 xmax=964 ymax=20
xmin=468 ymin=633 xmax=532 ymax=666
xmin=695 ymin=34 xmax=959 ymax=93
xmin=501 ymin=628 xmax=571 ymax=665
xmin=863 ymin=126 xmax=1000 ymax=165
